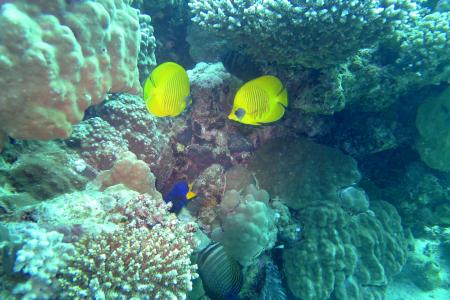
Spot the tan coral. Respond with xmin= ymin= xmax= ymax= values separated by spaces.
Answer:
xmin=96 ymin=151 xmax=155 ymax=195
xmin=0 ymin=0 xmax=141 ymax=140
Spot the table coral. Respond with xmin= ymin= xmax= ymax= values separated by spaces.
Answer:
xmin=0 ymin=0 xmax=141 ymax=141
xmin=189 ymin=0 xmax=420 ymax=68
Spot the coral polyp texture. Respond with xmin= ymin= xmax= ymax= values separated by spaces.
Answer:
xmin=212 ymin=184 xmax=278 ymax=266
xmin=283 ymin=201 xmax=407 ymax=300
xmin=189 ymin=0 xmax=420 ymax=68
xmin=0 ymin=0 xmax=141 ymax=140
xmin=58 ymin=224 xmax=198 ymax=299
xmin=415 ymin=86 xmax=450 ymax=171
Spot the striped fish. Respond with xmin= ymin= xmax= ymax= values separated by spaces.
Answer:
xmin=143 ymin=62 xmax=190 ymax=117
xmin=197 ymin=243 xmax=243 ymax=300
xmin=228 ymin=75 xmax=288 ymax=126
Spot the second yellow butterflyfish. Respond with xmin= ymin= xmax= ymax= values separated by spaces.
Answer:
xmin=228 ymin=75 xmax=288 ymax=125
xmin=143 ymin=62 xmax=190 ymax=117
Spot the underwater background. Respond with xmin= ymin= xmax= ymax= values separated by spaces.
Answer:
xmin=0 ymin=0 xmax=449 ymax=299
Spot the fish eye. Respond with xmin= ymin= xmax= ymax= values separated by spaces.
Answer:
xmin=235 ymin=108 xmax=246 ymax=119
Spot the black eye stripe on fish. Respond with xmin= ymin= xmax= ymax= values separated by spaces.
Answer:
xmin=228 ymin=75 xmax=287 ymax=126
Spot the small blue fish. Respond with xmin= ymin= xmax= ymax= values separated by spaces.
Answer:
xmin=164 ymin=181 xmax=197 ymax=214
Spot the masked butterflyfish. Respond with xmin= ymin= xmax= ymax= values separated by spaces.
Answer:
xmin=143 ymin=62 xmax=190 ymax=117
xmin=197 ymin=243 xmax=243 ymax=300
xmin=228 ymin=75 xmax=288 ymax=125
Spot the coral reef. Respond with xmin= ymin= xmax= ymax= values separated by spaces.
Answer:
xmin=96 ymin=151 xmax=156 ymax=195
xmin=137 ymin=13 xmax=157 ymax=83
xmin=212 ymin=184 xmax=277 ymax=266
xmin=415 ymin=85 xmax=450 ymax=171
xmin=283 ymin=201 xmax=407 ymax=300
xmin=0 ymin=141 xmax=88 ymax=202
xmin=189 ymin=0 xmax=419 ymax=68
xmin=1 ymin=222 xmax=74 ymax=300
xmin=68 ymin=117 xmax=129 ymax=171
xmin=2 ymin=183 xmax=199 ymax=299
xmin=58 ymin=224 xmax=197 ymax=299
xmin=0 ymin=0 xmax=141 ymax=140
xmin=249 ymin=137 xmax=361 ymax=210
xmin=377 ymin=162 xmax=450 ymax=234
xmin=69 ymin=94 xmax=174 ymax=189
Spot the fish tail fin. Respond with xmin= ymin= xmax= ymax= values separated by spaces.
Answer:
xmin=276 ymin=86 xmax=288 ymax=107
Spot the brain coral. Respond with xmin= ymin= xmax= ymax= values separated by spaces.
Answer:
xmin=0 ymin=0 xmax=141 ymax=140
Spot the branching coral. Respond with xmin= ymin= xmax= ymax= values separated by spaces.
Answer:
xmin=3 ymin=223 xmax=75 ymax=300
xmin=58 ymin=224 xmax=198 ymax=299
xmin=0 ymin=0 xmax=141 ymax=140
xmin=189 ymin=0 xmax=421 ymax=68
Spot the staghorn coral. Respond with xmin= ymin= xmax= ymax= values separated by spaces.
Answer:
xmin=0 ymin=0 xmax=141 ymax=140
xmin=189 ymin=0 xmax=421 ymax=68
xmin=283 ymin=201 xmax=407 ymax=300
xmin=6 ymin=183 xmax=199 ymax=299
xmin=58 ymin=224 xmax=198 ymax=300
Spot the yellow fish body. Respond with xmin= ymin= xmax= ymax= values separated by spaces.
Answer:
xmin=228 ymin=75 xmax=288 ymax=125
xmin=143 ymin=62 xmax=190 ymax=117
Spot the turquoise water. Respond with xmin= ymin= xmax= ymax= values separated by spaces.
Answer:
xmin=0 ymin=0 xmax=449 ymax=299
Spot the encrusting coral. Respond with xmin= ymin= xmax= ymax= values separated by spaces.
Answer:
xmin=0 ymin=0 xmax=141 ymax=141
xmin=249 ymin=137 xmax=361 ymax=210
xmin=415 ymin=85 xmax=450 ymax=171
xmin=283 ymin=201 xmax=407 ymax=300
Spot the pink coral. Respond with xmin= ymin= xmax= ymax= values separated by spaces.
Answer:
xmin=96 ymin=151 xmax=155 ymax=195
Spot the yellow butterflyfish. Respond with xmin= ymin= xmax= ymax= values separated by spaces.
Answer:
xmin=143 ymin=62 xmax=190 ymax=117
xmin=228 ymin=75 xmax=288 ymax=125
